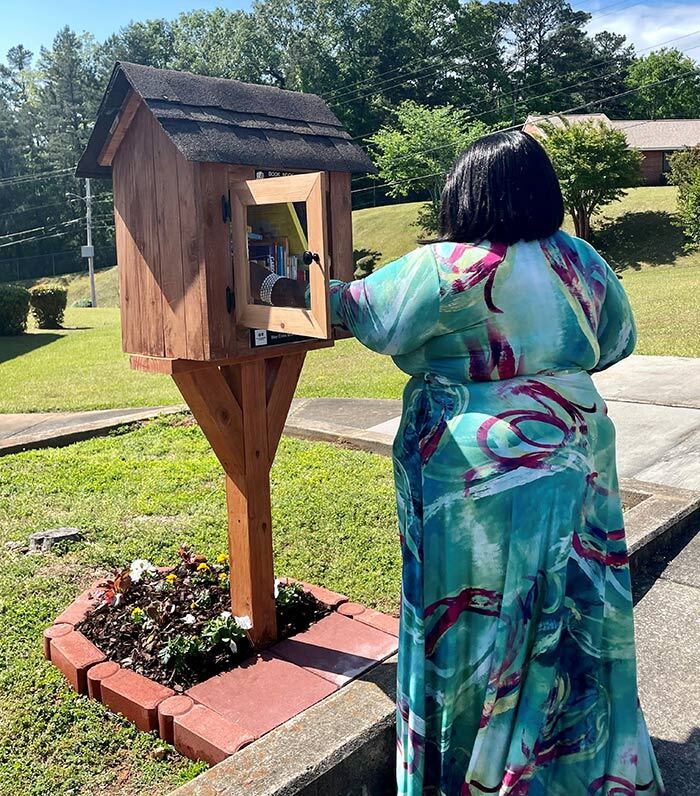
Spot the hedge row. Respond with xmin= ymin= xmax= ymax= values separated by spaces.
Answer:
xmin=0 ymin=282 xmax=69 ymax=335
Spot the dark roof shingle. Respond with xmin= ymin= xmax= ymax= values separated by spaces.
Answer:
xmin=76 ymin=62 xmax=376 ymax=178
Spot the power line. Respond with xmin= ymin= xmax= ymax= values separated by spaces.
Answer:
xmin=0 ymin=215 xmax=114 ymax=250
xmin=350 ymin=67 xmax=699 ymax=196
xmin=324 ymin=0 xmax=641 ymax=105
xmin=0 ymin=167 xmax=75 ymax=188
xmin=349 ymin=29 xmax=700 ymax=146
xmin=0 ymin=194 xmax=113 ymax=220
xmin=348 ymin=38 xmax=700 ymax=180
xmin=0 ymin=217 xmax=84 ymax=242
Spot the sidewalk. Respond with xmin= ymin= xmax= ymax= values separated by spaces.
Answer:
xmin=1 ymin=355 xmax=699 ymax=492
xmin=285 ymin=355 xmax=700 ymax=491
xmin=634 ymin=528 xmax=700 ymax=793
xmin=0 ymin=405 xmax=184 ymax=454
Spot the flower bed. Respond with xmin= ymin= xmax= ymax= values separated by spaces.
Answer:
xmin=46 ymin=549 xmax=399 ymax=766
xmin=77 ymin=547 xmax=329 ymax=691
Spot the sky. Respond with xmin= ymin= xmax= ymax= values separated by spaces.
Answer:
xmin=0 ymin=0 xmax=698 ymax=63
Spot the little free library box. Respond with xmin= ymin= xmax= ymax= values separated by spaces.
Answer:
xmin=77 ymin=62 xmax=376 ymax=646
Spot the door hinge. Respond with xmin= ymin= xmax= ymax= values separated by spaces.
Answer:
xmin=221 ymin=193 xmax=231 ymax=223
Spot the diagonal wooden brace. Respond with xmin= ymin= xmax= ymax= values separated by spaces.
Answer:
xmin=172 ymin=352 xmax=305 ymax=648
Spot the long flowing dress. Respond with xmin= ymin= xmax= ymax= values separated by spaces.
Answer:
xmin=326 ymin=230 xmax=664 ymax=795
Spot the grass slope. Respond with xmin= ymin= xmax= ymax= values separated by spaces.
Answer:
xmin=0 ymin=187 xmax=697 ymax=412
xmin=0 ymin=416 xmax=398 ymax=796
xmin=28 ymin=266 xmax=120 ymax=308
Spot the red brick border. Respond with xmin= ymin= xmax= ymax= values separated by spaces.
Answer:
xmin=45 ymin=577 xmax=399 ymax=766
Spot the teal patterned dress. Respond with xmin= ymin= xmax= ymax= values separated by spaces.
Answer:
xmin=326 ymin=231 xmax=664 ymax=795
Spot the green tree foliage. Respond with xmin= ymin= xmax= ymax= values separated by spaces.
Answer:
xmin=0 ymin=1 xmax=698 ymax=276
xmin=369 ymin=102 xmax=489 ymax=232
xmin=626 ymin=49 xmax=700 ymax=119
xmin=677 ymin=171 xmax=700 ymax=249
xmin=669 ymin=147 xmax=700 ymax=248
xmin=35 ymin=27 xmax=101 ymax=168
xmin=504 ymin=0 xmax=633 ymax=121
xmin=669 ymin=146 xmax=700 ymax=200
xmin=539 ymin=119 xmax=642 ymax=240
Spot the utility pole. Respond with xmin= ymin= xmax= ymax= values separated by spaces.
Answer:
xmin=85 ymin=178 xmax=97 ymax=308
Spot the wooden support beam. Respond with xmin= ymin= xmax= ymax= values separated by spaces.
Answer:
xmin=172 ymin=367 xmax=244 ymax=483
xmin=266 ymin=354 xmax=305 ymax=461
xmin=171 ymin=353 xmax=305 ymax=648
xmin=225 ymin=360 xmax=275 ymax=645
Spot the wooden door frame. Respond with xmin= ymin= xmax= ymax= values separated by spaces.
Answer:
xmin=230 ymin=171 xmax=331 ymax=339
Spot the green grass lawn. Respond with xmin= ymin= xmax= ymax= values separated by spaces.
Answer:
xmin=0 ymin=187 xmax=697 ymax=413
xmin=0 ymin=415 xmax=398 ymax=796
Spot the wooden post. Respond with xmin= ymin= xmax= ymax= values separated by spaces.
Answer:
xmin=172 ymin=352 xmax=305 ymax=648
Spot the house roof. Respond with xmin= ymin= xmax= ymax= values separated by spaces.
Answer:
xmin=76 ymin=62 xmax=376 ymax=178
xmin=609 ymin=118 xmax=700 ymax=150
xmin=523 ymin=113 xmax=700 ymax=151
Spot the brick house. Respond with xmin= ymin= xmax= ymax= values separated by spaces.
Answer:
xmin=523 ymin=113 xmax=700 ymax=185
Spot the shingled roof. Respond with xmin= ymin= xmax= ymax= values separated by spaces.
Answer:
xmin=76 ymin=62 xmax=376 ymax=179
xmin=524 ymin=113 xmax=700 ymax=151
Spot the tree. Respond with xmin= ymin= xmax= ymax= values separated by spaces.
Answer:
xmin=539 ymin=118 xmax=641 ymax=240
xmin=98 ymin=19 xmax=176 ymax=81
xmin=369 ymin=101 xmax=489 ymax=232
xmin=626 ymin=49 xmax=700 ymax=119
xmin=35 ymin=27 xmax=101 ymax=168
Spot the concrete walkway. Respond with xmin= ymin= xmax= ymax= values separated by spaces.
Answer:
xmin=286 ymin=355 xmax=700 ymax=491
xmin=634 ymin=529 xmax=700 ymax=793
xmin=0 ymin=405 xmax=184 ymax=454
xmin=1 ymin=355 xmax=698 ymax=492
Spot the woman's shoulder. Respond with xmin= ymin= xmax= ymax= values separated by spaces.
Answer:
xmin=426 ymin=239 xmax=504 ymax=268
xmin=553 ymin=229 xmax=601 ymax=261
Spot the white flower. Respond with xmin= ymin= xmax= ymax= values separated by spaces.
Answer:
xmin=129 ymin=558 xmax=156 ymax=583
xmin=220 ymin=611 xmax=231 ymax=620
xmin=234 ymin=614 xmax=252 ymax=630
xmin=274 ymin=578 xmax=280 ymax=598
xmin=229 ymin=640 xmax=238 ymax=654
xmin=183 ymin=613 xmax=197 ymax=625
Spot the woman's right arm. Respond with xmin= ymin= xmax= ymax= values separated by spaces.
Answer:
xmin=325 ymin=245 xmax=441 ymax=356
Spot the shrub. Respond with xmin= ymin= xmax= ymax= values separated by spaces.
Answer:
xmin=72 ymin=297 xmax=92 ymax=308
xmin=669 ymin=146 xmax=700 ymax=202
xmin=28 ymin=283 xmax=68 ymax=329
xmin=677 ymin=170 xmax=700 ymax=249
xmin=0 ymin=284 xmax=30 ymax=335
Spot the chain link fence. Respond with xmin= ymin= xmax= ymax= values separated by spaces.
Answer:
xmin=0 ymin=246 xmax=116 ymax=283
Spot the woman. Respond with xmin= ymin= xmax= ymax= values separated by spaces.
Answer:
xmin=256 ymin=131 xmax=664 ymax=795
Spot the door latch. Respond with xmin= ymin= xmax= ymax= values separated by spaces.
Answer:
xmin=302 ymin=251 xmax=320 ymax=265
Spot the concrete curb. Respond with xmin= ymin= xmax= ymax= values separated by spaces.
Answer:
xmin=170 ymin=654 xmax=398 ymax=796
xmin=0 ymin=405 xmax=186 ymax=455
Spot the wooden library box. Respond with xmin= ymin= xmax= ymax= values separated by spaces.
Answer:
xmin=76 ymin=61 xmax=376 ymax=366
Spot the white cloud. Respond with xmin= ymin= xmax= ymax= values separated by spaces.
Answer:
xmin=585 ymin=2 xmax=700 ymax=55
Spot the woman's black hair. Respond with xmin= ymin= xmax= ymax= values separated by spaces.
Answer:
xmin=438 ymin=130 xmax=564 ymax=245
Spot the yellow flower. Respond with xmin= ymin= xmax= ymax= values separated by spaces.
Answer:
xmin=165 ymin=573 xmax=177 ymax=585
xmin=219 ymin=572 xmax=228 ymax=583
xmin=197 ymin=562 xmax=210 ymax=573
xmin=216 ymin=553 xmax=229 ymax=565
